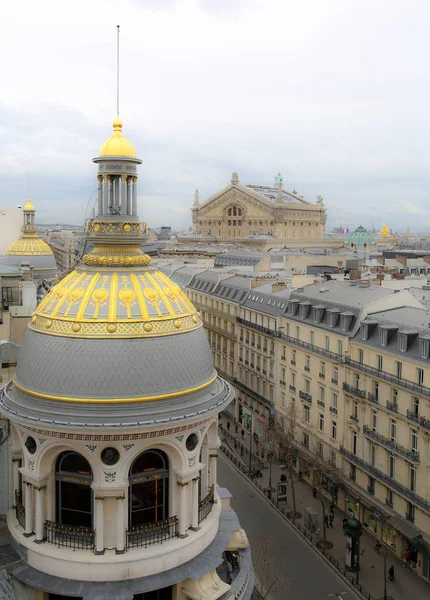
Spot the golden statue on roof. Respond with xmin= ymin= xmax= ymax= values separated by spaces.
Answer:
xmin=380 ymin=223 xmax=390 ymax=237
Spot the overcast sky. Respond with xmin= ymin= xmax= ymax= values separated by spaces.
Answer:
xmin=1 ymin=0 xmax=430 ymax=232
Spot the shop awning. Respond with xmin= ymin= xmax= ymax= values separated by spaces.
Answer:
xmin=388 ymin=515 xmax=423 ymax=543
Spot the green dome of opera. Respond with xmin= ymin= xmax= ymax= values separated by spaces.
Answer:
xmin=346 ymin=225 xmax=374 ymax=248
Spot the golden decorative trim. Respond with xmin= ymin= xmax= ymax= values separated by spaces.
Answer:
xmin=29 ymin=312 xmax=201 ymax=338
xmin=7 ymin=237 xmax=53 ymax=256
xmin=13 ymin=374 xmax=217 ymax=404
xmin=91 ymin=245 xmax=143 ymax=255
xmin=177 ymin=481 xmax=189 ymax=487
xmin=87 ymin=221 xmax=146 ymax=235
xmin=116 ymin=495 xmax=125 ymax=500
xmin=82 ymin=254 xmax=151 ymax=266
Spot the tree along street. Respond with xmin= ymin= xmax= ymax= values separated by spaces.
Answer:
xmin=218 ymin=455 xmax=360 ymax=600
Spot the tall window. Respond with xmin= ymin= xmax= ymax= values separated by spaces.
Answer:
xmin=412 ymin=397 xmax=420 ymax=417
xmin=410 ymin=466 xmax=417 ymax=492
xmin=352 ymin=431 xmax=357 ymax=455
xmin=417 ymin=368 xmax=424 ymax=386
xmin=373 ymin=380 xmax=379 ymax=400
xmin=332 ymin=392 xmax=338 ymax=410
xmin=56 ymin=452 xmax=93 ymax=527
xmin=390 ymin=420 xmax=397 ymax=442
xmin=325 ymin=336 xmax=330 ymax=351
xmin=411 ymin=429 xmax=418 ymax=455
xmin=395 ymin=361 xmax=402 ymax=379
xmin=358 ymin=349 xmax=364 ymax=365
xmin=331 ymin=421 xmax=337 ymax=440
xmin=337 ymin=340 xmax=343 ymax=355
xmin=370 ymin=444 xmax=376 ymax=466
xmin=129 ymin=450 xmax=169 ymax=527
xmin=319 ymin=413 xmax=324 ymax=431
xmin=332 ymin=367 xmax=338 ymax=384
xmin=372 ymin=410 xmax=377 ymax=432
xmin=377 ymin=355 xmax=383 ymax=371
xmin=389 ymin=454 xmax=395 ymax=478
xmin=303 ymin=405 xmax=310 ymax=422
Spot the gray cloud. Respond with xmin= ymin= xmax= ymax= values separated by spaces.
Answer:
xmin=1 ymin=0 xmax=430 ymax=232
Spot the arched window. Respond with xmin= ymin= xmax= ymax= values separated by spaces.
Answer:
xmin=56 ymin=451 xmax=93 ymax=527
xmin=129 ymin=450 xmax=169 ymax=527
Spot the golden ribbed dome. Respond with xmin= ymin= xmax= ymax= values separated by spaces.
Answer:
xmin=30 ymin=267 xmax=201 ymax=338
xmin=24 ymin=198 xmax=35 ymax=211
xmin=6 ymin=238 xmax=53 ymax=256
xmin=99 ymin=118 xmax=137 ymax=158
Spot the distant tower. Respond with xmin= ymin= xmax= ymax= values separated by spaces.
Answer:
xmin=191 ymin=188 xmax=200 ymax=231
xmin=1 ymin=198 xmax=58 ymax=280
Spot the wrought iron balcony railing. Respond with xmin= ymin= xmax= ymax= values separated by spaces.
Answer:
xmin=345 ymin=357 xmax=430 ymax=398
xmin=342 ymin=382 xmax=366 ymax=399
xmin=234 ymin=379 xmax=274 ymax=409
xmin=329 ymin=406 xmax=338 ymax=415
xmin=199 ymin=485 xmax=215 ymax=523
xmin=44 ymin=520 xmax=95 ymax=551
xmin=237 ymin=317 xmax=275 ymax=337
xmin=299 ymin=391 xmax=312 ymax=403
xmin=340 ymin=446 xmax=430 ymax=514
xmin=126 ymin=516 xmax=178 ymax=550
xmin=15 ymin=491 xmax=25 ymax=530
xmin=363 ymin=425 xmax=420 ymax=463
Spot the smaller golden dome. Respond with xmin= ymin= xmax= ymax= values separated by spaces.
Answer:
xmin=99 ymin=119 xmax=137 ymax=158
xmin=24 ymin=198 xmax=35 ymax=211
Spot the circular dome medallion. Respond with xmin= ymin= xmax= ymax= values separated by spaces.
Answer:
xmin=119 ymin=288 xmax=135 ymax=302
xmin=25 ymin=436 xmax=37 ymax=454
xmin=70 ymin=287 xmax=85 ymax=302
xmin=101 ymin=447 xmax=120 ymax=466
xmin=93 ymin=288 xmax=109 ymax=302
xmin=123 ymin=223 xmax=131 ymax=233
xmin=45 ymin=320 xmax=52 ymax=329
xmin=143 ymin=322 xmax=153 ymax=332
xmin=107 ymin=324 xmax=117 ymax=333
xmin=186 ymin=433 xmax=199 ymax=452
xmin=144 ymin=288 xmax=158 ymax=303
xmin=174 ymin=320 xmax=181 ymax=329
xmin=72 ymin=323 xmax=81 ymax=332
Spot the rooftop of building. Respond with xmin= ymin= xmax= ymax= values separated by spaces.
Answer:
xmin=292 ymin=280 xmax=396 ymax=307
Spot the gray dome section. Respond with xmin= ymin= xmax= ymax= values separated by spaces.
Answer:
xmin=15 ymin=326 xmax=216 ymax=400
xmin=2 ymin=254 xmax=57 ymax=270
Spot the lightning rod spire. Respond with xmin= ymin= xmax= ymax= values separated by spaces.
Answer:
xmin=117 ymin=25 xmax=120 ymax=119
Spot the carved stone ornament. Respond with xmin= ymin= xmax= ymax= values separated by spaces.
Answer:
xmin=85 ymin=444 xmax=97 ymax=453
xmin=226 ymin=528 xmax=250 ymax=550
xmin=123 ymin=443 xmax=135 ymax=452
xmin=181 ymin=570 xmax=230 ymax=599
xmin=104 ymin=471 xmax=116 ymax=483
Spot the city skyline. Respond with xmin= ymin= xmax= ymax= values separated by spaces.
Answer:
xmin=1 ymin=0 xmax=430 ymax=231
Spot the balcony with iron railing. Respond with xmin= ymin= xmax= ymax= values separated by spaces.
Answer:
xmin=386 ymin=400 xmax=398 ymax=414
xmin=319 ymin=372 xmax=325 ymax=379
xmin=345 ymin=357 xmax=430 ymax=398
xmin=126 ymin=516 xmax=178 ymax=550
xmin=329 ymin=406 xmax=338 ymax=415
xmin=299 ymin=391 xmax=312 ymax=403
xmin=289 ymin=385 xmax=296 ymax=392
xmin=342 ymin=382 xmax=366 ymax=399
xmin=317 ymin=400 xmax=325 ymax=408
xmin=367 ymin=392 xmax=379 ymax=405
xmin=350 ymin=414 xmax=359 ymax=423
xmin=331 ymin=377 xmax=339 ymax=385
xmin=199 ymin=485 xmax=215 ymax=523
xmin=340 ymin=446 xmax=430 ymax=514
xmin=45 ymin=520 xmax=96 ymax=551
xmin=406 ymin=410 xmax=430 ymax=431
xmin=304 ymin=366 xmax=310 ymax=372
xmin=280 ymin=379 xmax=286 ymax=387
xmin=237 ymin=317 xmax=276 ymax=337
xmin=363 ymin=425 xmax=420 ymax=463
xmin=234 ymin=379 xmax=274 ymax=409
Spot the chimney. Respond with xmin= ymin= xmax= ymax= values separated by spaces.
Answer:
xmin=377 ymin=256 xmax=385 ymax=265
xmin=395 ymin=254 xmax=407 ymax=266
xmin=359 ymin=281 xmax=370 ymax=288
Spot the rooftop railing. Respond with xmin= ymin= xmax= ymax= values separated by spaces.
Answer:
xmin=126 ymin=516 xmax=178 ymax=550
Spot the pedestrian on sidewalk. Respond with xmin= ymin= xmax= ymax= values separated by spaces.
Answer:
xmin=280 ymin=473 xmax=287 ymax=483
xmin=324 ymin=515 xmax=329 ymax=528
xmin=330 ymin=503 xmax=335 ymax=515
xmin=312 ymin=487 xmax=317 ymax=499
xmin=329 ymin=513 xmax=334 ymax=528
xmin=241 ymin=428 xmax=245 ymax=440
xmin=227 ymin=421 xmax=230 ymax=432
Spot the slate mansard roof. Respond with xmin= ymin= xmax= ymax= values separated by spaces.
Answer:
xmin=357 ymin=306 xmax=430 ymax=366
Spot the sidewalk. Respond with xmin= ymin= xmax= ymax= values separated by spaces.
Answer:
xmin=219 ymin=414 xmax=430 ymax=600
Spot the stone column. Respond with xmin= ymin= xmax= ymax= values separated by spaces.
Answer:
xmin=200 ymin=443 xmax=209 ymax=498
xmin=115 ymin=495 xmax=126 ymax=554
xmin=24 ymin=482 xmax=33 ymax=537
xmin=209 ymin=453 xmax=218 ymax=489
xmin=177 ymin=481 xmax=189 ymax=538
xmin=97 ymin=175 xmax=103 ymax=215
xmin=108 ymin=177 xmax=113 ymax=212
xmin=102 ymin=175 xmax=109 ymax=214
xmin=127 ymin=177 xmax=132 ymax=216
xmin=132 ymin=177 xmax=137 ymax=216
xmin=12 ymin=458 xmax=21 ymax=506
xmin=94 ymin=496 xmax=105 ymax=554
xmin=190 ymin=477 xmax=200 ymax=531
xmin=121 ymin=175 xmax=128 ymax=215
xmin=34 ymin=485 xmax=46 ymax=543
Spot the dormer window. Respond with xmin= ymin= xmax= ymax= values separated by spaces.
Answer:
xmin=420 ymin=338 xmax=430 ymax=360
xmin=313 ymin=305 xmax=325 ymax=323
xmin=299 ymin=302 xmax=311 ymax=319
xmin=379 ymin=329 xmax=388 ymax=347
xmin=398 ymin=333 xmax=408 ymax=353
xmin=327 ymin=309 xmax=340 ymax=328
xmin=340 ymin=312 xmax=353 ymax=332
xmin=361 ymin=324 xmax=368 ymax=341
xmin=288 ymin=300 xmax=299 ymax=316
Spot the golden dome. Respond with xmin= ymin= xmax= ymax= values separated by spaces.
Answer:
xmin=24 ymin=198 xmax=35 ymax=211
xmin=99 ymin=118 xmax=137 ymax=158
xmin=6 ymin=237 xmax=53 ymax=256
xmin=31 ymin=266 xmax=201 ymax=338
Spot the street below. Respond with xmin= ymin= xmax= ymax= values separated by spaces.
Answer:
xmin=218 ymin=454 xmax=360 ymax=600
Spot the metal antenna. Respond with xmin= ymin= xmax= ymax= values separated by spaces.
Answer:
xmin=28 ymin=174 xmax=30 ymax=198
xmin=117 ymin=25 xmax=120 ymax=118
